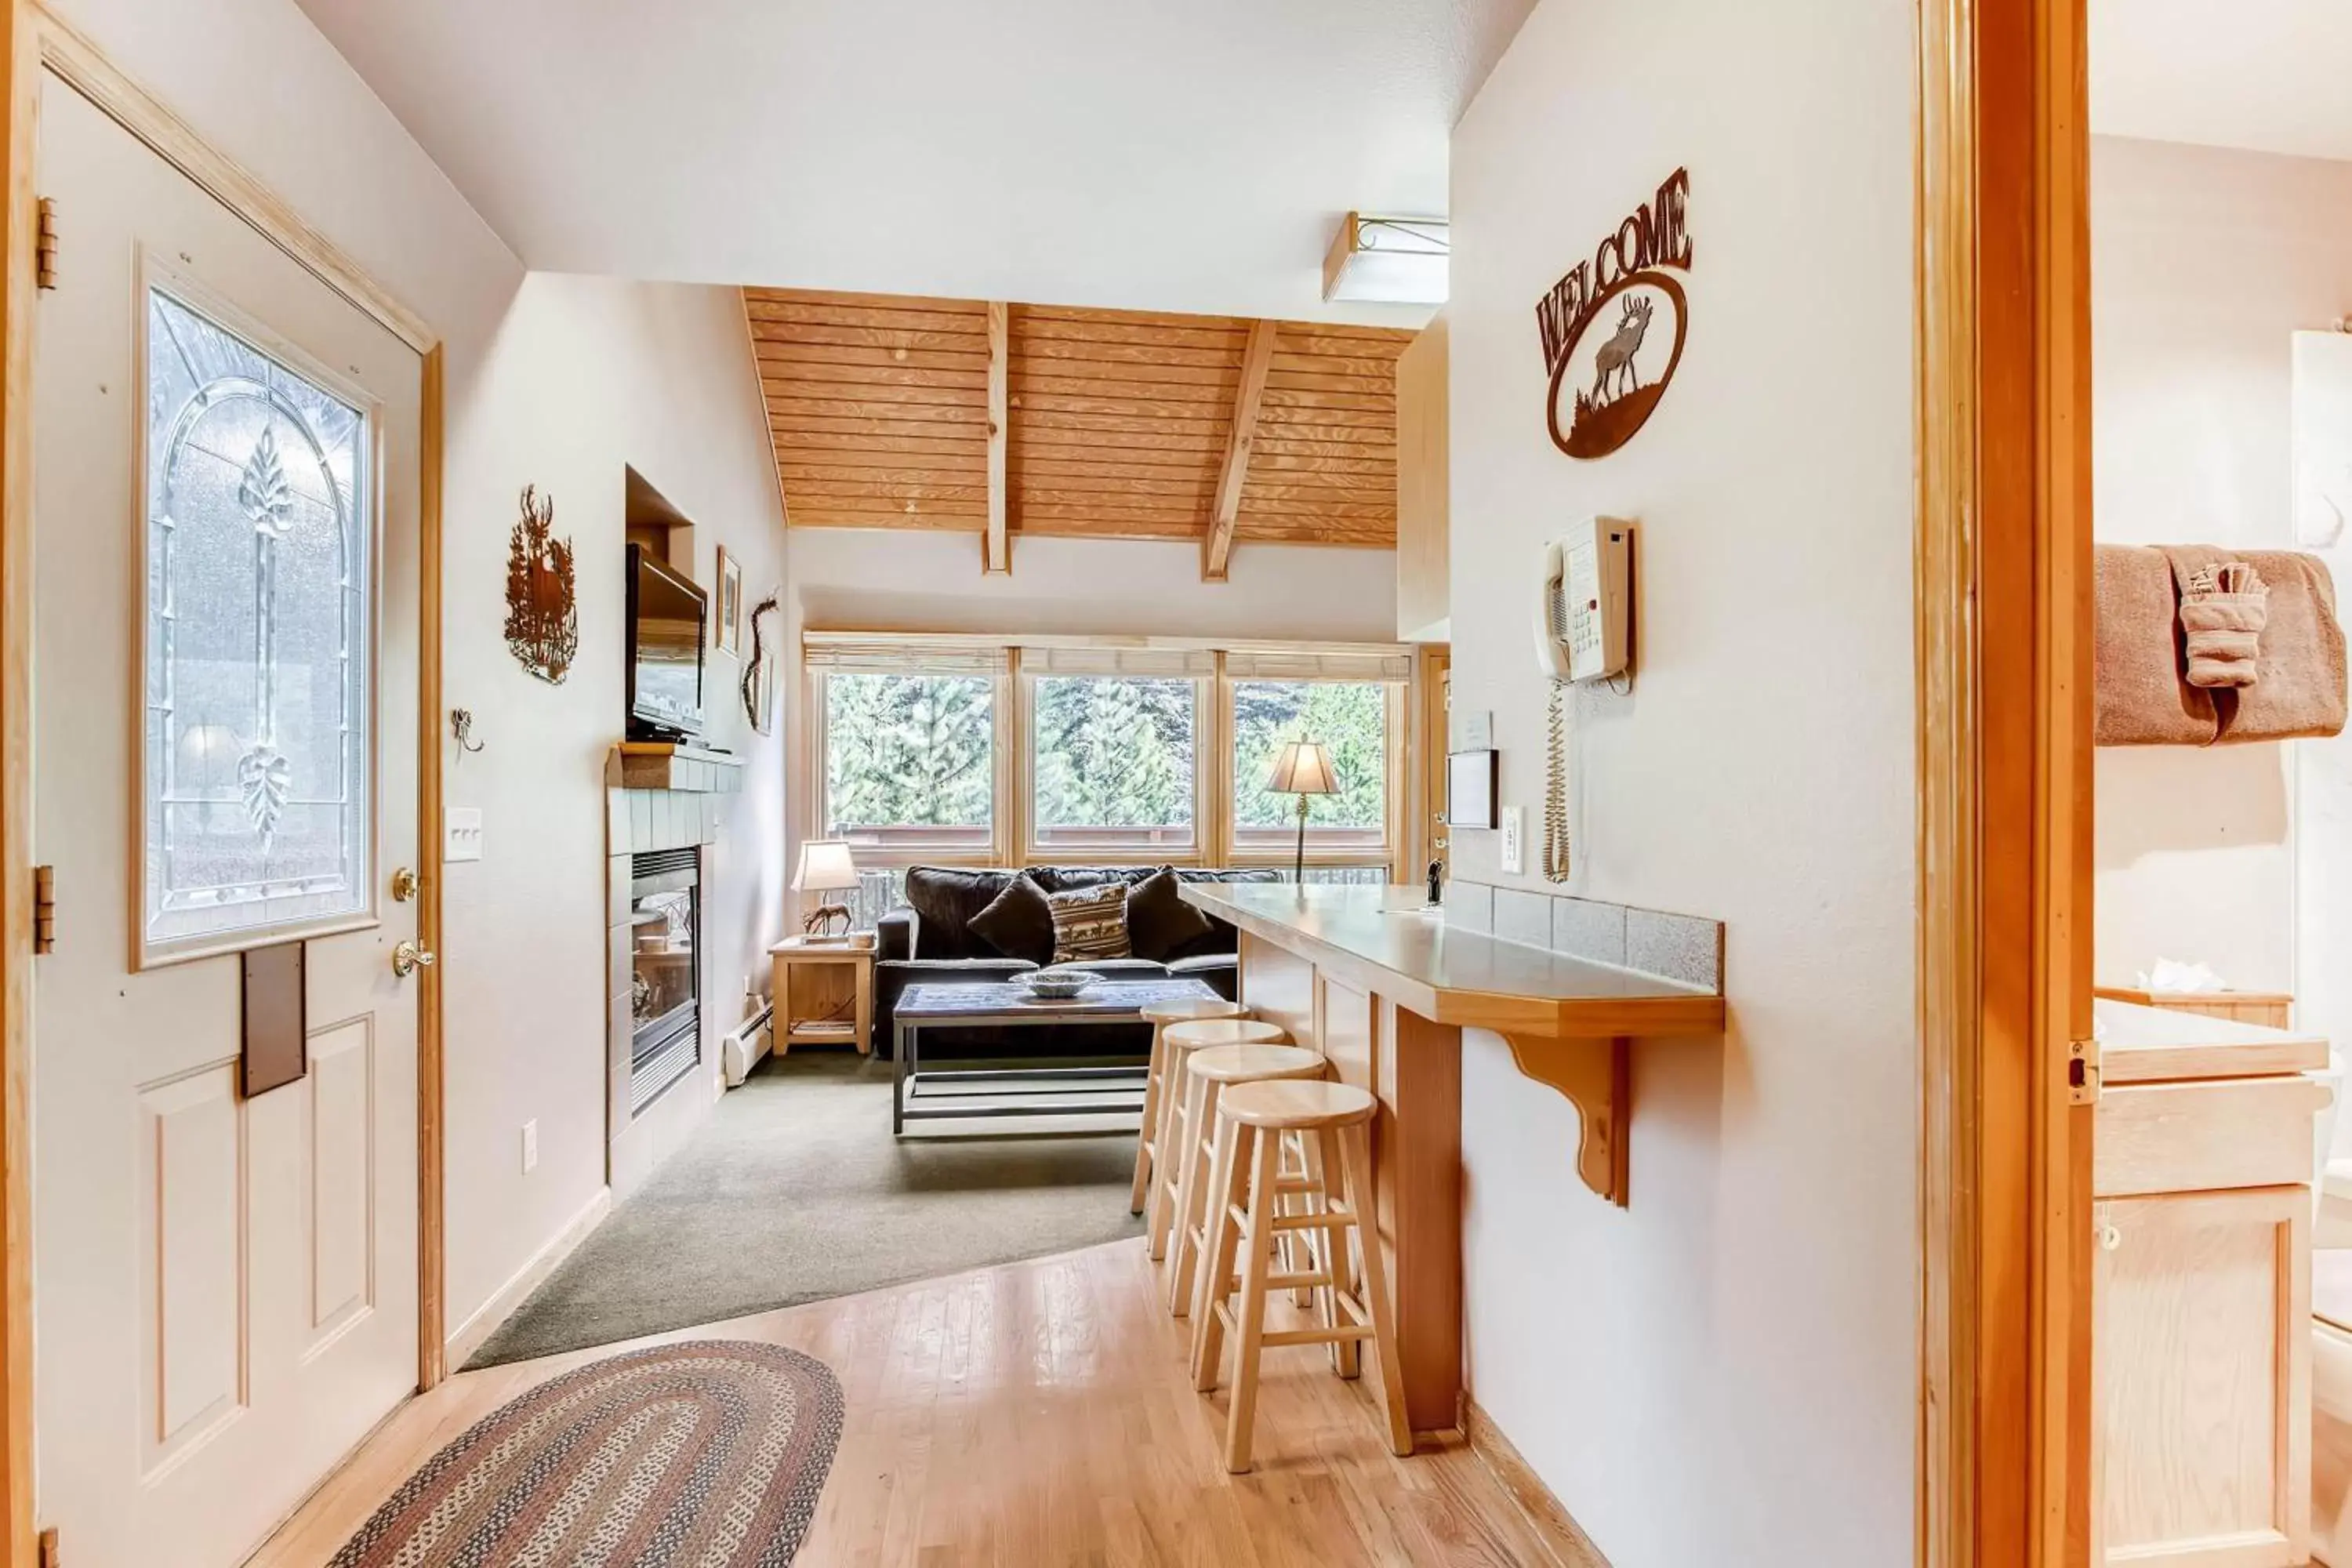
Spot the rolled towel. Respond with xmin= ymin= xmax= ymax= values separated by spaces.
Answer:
xmin=2177 ymin=561 xmax=2267 ymax=688
xmin=2159 ymin=545 xmax=2347 ymax=742
xmin=2096 ymin=544 xmax=2347 ymax=745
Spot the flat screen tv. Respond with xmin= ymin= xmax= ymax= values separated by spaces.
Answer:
xmin=626 ymin=544 xmax=706 ymax=741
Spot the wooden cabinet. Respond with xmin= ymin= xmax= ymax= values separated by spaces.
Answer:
xmin=2096 ymin=1185 xmax=2310 ymax=1566
xmin=2094 ymin=1000 xmax=2330 ymax=1567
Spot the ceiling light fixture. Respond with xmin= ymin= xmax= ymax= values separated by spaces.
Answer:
xmin=1323 ymin=213 xmax=1449 ymax=305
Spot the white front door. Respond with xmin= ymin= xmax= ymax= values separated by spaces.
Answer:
xmin=31 ymin=72 xmax=424 ymax=1568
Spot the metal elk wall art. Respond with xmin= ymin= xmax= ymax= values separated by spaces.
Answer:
xmin=1534 ymin=167 xmax=1693 ymax=459
xmin=503 ymin=484 xmax=579 ymax=684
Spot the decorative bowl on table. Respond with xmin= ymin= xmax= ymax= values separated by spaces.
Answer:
xmin=1021 ymin=968 xmax=1094 ymax=1000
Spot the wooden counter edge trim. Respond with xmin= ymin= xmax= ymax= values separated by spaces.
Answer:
xmin=2101 ymin=1040 xmax=2330 ymax=1086
xmin=1501 ymin=1034 xmax=1631 ymax=1207
xmin=1187 ymin=889 xmax=1725 ymax=1039
xmin=1461 ymin=1397 xmax=1615 ymax=1568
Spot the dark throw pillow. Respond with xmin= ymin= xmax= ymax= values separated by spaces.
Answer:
xmin=1124 ymin=866 xmax=1214 ymax=963
xmin=901 ymin=866 xmax=1011 ymax=960
xmin=968 ymin=873 xmax=1056 ymax=966
xmin=1046 ymin=882 xmax=1132 ymax=964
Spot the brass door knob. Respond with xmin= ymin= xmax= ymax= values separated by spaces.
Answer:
xmin=392 ymin=940 xmax=436 ymax=978
xmin=390 ymin=866 xmax=421 ymax=902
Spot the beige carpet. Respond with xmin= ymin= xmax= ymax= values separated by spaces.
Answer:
xmin=466 ymin=1049 xmax=1145 ymax=1368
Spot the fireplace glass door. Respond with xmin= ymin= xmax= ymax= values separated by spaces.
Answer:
xmin=628 ymin=847 xmax=699 ymax=1111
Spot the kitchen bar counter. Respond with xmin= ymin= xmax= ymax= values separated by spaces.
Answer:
xmin=1180 ymin=883 xmax=1726 ymax=1037
xmin=1177 ymin=881 xmax=1726 ymax=1436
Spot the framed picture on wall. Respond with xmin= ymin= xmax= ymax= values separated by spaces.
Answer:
xmin=714 ymin=546 xmax=744 ymax=655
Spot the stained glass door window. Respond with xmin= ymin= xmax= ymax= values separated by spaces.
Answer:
xmin=141 ymin=286 xmax=373 ymax=961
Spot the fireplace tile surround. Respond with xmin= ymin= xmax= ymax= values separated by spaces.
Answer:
xmin=604 ymin=746 xmax=742 ymax=1198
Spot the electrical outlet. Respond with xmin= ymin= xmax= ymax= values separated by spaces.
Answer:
xmin=521 ymin=1119 xmax=538 ymax=1174
xmin=1501 ymin=806 xmax=1525 ymax=875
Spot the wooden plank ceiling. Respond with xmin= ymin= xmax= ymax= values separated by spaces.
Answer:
xmin=743 ymin=289 xmax=1413 ymax=578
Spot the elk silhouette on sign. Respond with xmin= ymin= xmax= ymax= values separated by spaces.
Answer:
xmin=1536 ymin=167 xmax=1693 ymax=459
xmin=1591 ymin=296 xmax=1655 ymax=406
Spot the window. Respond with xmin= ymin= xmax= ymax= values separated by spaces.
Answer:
xmin=142 ymin=286 xmax=373 ymax=961
xmin=1032 ymin=675 xmax=1198 ymax=849
xmin=1232 ymin=681 xmax=1388 ymax=850
xmin=820 ymin=672 xmax=995 ymax=848
xmin=800 ymin=633 xmax=1412 ymax=895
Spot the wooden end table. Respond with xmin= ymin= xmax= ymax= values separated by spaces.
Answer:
xmin=768 ymin=935 xmax=875 ymax=1056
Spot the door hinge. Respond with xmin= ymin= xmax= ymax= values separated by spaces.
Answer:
xmin=33 ymin=865 xmax=55 ymax=954
xmin=2067 ymin=1035 xmax=2102 ymax=1106
xmin=38 ymin=1526 xmax=58 ymax=1568
xmin=34 ymin=197 xmax=56 ymax=291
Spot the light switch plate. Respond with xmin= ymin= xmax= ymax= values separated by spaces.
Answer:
xmin=521 ymin=1118 xmax=538 ymax=1173
xmin=445 ymin=807 xmax=484 ymax=863
xmin=1500 ymin=806 xmax=1525 ymax=875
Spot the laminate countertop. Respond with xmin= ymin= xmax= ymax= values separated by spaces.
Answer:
xmin=1180 ymin=883 xmax=1725 ymax=1040
xmin=2093 ymin=996 xmax=2328 ymax=1083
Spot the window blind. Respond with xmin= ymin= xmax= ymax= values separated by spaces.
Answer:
xmin=1224 ymin=649 xmax=1413 ymax=682
xmin=800 ymin=635 xmax=1009 ymax=676
xmin=1020 ymin=644 xmax=1216 ymax=679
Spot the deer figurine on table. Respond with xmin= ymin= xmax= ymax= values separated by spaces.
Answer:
xmin=1591 ymin=294 xmax=1655 ymax=406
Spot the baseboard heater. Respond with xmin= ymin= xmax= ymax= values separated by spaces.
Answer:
xmin=720 ymin=1000 xmax=777 ymax=1089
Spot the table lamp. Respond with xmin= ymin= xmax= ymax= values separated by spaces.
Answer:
xmin=1264 ymin=739 xmax=1338 ymax=885
xmin=792 ymin=840 xmax=859 ymax=939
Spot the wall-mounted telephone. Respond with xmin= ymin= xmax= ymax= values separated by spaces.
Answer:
xmin=1537 ymin=517 xmax=1635 ymax=684
xmin=1534 ymin=518 xmax=1635 ymax=883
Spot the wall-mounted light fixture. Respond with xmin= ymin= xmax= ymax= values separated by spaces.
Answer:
xmin=1323 ymin=213 xmax=1449 ymax=305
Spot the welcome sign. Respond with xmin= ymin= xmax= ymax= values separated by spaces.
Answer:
xmin=1535 ymin=168 xmax=1692 ymax=459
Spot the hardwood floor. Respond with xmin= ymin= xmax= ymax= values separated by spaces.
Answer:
xmin=249 ymin=1237 xmax=1568 ymax=1567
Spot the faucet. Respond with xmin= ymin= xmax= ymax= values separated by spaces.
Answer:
xmin=1425 ymin=858 xmax=1445 ymax=908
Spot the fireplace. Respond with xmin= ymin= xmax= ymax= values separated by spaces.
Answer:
xmin=628 ymin=846 xmax=700 ymax=1112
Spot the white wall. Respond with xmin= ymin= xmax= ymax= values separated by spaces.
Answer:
xmin=437 ymin=278 xmax=788 ymax=1327
xmin=50 ymin=0 xmax=791 ymax=1343
xmin=782 ymin=527 xmax=1396 ymax=860
xmin=2089 ymin=135 xmax=2352 ymax=995
xmin=1446 ymin=2 xmax=1917 ymax=1564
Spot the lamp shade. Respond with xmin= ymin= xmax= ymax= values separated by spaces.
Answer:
xmin=1265 ymin=739 xmax=1339 ymax=797
xmin=790 ymin=840 xmax=858 ymax=893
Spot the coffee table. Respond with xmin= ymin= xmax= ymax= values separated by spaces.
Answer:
xmin=891 ymin=977 xmax=1223 ymax=1135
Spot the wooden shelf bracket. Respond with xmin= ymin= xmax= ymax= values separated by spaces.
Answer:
xmin=1500 ymin=1033 xmax=1631 ymax=1207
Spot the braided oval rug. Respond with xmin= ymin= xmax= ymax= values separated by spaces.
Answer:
xmin=330 ymin=1341 xmax=844 ymax=1568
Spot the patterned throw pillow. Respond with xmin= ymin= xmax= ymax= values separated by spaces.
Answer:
xmin=1046 ymin=882 xmax=1131 ymax=964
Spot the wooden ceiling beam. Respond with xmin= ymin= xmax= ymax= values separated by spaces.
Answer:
xmin=984 ymin=300 xmax=1011 ymax=575
xmin=1202 ymin=319 xmax=1279 ymax=582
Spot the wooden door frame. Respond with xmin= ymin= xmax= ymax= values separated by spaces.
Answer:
xmin=1917 ymin=1 xmax=2095 ymax=1566
xmin=0 ymin=5 xmax=450 ymax=1562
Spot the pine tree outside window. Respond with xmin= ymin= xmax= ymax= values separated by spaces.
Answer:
xmin=818 ymin=671 xmax=995 ymax=850
xmin=1031 ymin=675 xmax=1198 ymax=851
xmin=1232 ymin=681 xmax=1387 ymax=855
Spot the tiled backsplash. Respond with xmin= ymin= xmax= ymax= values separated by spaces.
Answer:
xmin=1445 ymin=878 xmax=1722 ymax=993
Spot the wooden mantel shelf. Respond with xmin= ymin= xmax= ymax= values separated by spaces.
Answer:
xmin=608 ymin=742 xmax=744 ymax=794
xmin=1181 ymin=884 xmax=1726 ymax=1206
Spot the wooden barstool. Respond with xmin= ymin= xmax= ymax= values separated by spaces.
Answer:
xmin=1163 ymin=1042 xmax=1326 ymax=1319
xmin=1192 ymin=1078 xmax=1410 ymax=1473
xmin=1128 ymin=995 xmax=1248 ymax=1229
xmin=1151 ymin=1018 xmax=1287 ymax=1263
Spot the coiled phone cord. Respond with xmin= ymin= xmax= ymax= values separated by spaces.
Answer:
xmin=1543 ymin=679 xmax=1572 ymax=883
